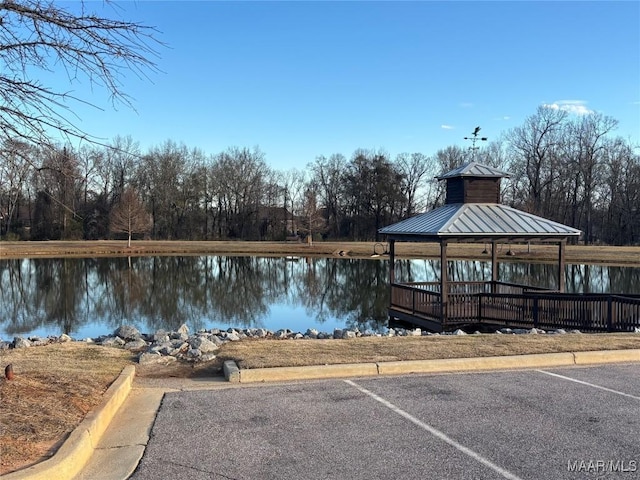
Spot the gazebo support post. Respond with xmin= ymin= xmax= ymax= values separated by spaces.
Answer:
xmin=389 ymin=240 xmax=395 ymax=284
xmin=558 ymin=239 xmax=566 ymax=292
xmin=440 ymin=240 xmax=448 ymax=325
xmin=491 ymin=241 xmax=498 ymax=293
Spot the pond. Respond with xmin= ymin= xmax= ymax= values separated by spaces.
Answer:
xmin=1 ymin=256 xmax=639 ymax=339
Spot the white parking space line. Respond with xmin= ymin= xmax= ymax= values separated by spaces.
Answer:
xmin=344 ymin=380 xmax=523 ymax=480
xmin=536 ymin=370 xmax=640 ymax=401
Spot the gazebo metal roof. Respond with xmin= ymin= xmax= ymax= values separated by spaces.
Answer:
xmin=436 ymin=161 xmax=511 ymax=180
xmin=379 ymin=203 xmax=582 ymax=242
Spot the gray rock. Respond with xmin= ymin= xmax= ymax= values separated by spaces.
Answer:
xmin=452 ymin=329 xmax=467 ymax=336
xmin=199 ymin=353 xmax=217 ymax=363
xmin=57 ymin=333 xmax=73 ymax=343
xmin=553 ymin=329 xmax=567 ymax=334
xmin=114 ymin=325 xmax=141 ymax=340
xmin=634 ymin=327 xmax=640 ymax=333
xmin=13 ymin=337 xmax=31 ymax=348
xmin=408 ymin=328 xmax=422 ymax=336
xmin=138 ymin=352 xmax=176 ymax=365
xmin=305 ymin=328 xmax=319 ymax=339
xmin=293 ymin=333 xmax=304 ymax=339
xmin=101 ymin=336 xmax=126 ymax=347
xmin=254 ymin=328 xmax=269 ymax=338
xmin=170 ymin=342 xmax=189 ymax=355
xmin=189 ymin=336 xmax=219 ymax=353
xmin=528 ymin=328 xmax=540 ymax=334
xmin=333 ymin=328 xmax=344 ymax=339
xmin=149 ymin=343 xmax=175 ymax=355
xmin=170 ymin=332 xmax=188 ymax=341
xmin=0 ymin=341 xmax=11 ymax=350
xmin=226 ymin=332 xmax=241 ymax=342
xmin=342 ymin=330 xmax=357 ymax=339
xmin=187 ymin=348 xmax=201 ymax=358
xmin=177 ymin=324 xmax=190 ymax=335
xmin=274 ymin=329 xmax=289 ymax=339
xmin=153 ymin=330 xmax=170 ymax=343
xmin=124 ymin=339 xmax=148 ymax=351
xmin=569 ymin=329 xmax=582 ymax=334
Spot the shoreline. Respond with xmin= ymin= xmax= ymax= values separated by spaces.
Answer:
xmin=1 ymin=240 xmax=639 ymax=266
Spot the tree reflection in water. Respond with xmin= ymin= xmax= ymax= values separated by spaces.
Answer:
xmin=1 ymin=257 xmax=639 ymax=338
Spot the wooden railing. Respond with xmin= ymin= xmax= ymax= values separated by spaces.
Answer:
xmin=390 ymin=283 xmax=441 ymax=319
xmin=390 ymin=281 xmax=640 ymax=332
xmin=478 ymin=293 xmax=640 ymax=332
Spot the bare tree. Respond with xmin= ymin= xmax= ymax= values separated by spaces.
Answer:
xmin=396 ymin=152 xmax=432 ymax=216
xmin=0 ymin=0 xmax=160 ymax=147
xmin=309 ymin=154 xmax=347 ymax=238
xmin=280 ymin=168 xmax=306 ymax=238
xmin=110 ymin=187 xmax=150 ymax=247
xmin=507 ymin=106 xmax=568 ymax=216
xmin=0 ymin=140 xmax=33 ymax=236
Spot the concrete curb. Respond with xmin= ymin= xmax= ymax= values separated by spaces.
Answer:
xmin=3 ymin=365 xmax=136 ymax=480
xmin=239 ymin=363 xmax=379 ymax=383
xmin=233 ymin=349 xmax=640 ymax=383
xmin=573 ymin=349 xmax=640 ymax=364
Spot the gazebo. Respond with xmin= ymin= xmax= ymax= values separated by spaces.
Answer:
xmin=379 ymin=162 xmax=639 ymax=332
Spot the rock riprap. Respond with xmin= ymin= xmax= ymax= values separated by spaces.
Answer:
xmin=0 ymin=325 xmax=608 ymax=364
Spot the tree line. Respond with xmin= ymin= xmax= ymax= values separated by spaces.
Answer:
xmin=2 ymin=2 xmax=637 ymax=245
xmin=0 ymin=106 xmax=638 ymax=245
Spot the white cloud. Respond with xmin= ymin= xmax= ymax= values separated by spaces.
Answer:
xmin=542 ymin=100 xmax=593 ymax=115
xmin=503 ymin=116 xmax=510 ymax=120
xmin=441 ymin=124 xmax=454 ymax=130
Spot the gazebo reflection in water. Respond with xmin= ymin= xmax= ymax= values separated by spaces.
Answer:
xmin=380 ymin=162 xmax=640 ymax=333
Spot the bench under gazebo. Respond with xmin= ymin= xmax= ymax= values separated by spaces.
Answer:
xmin=379 ymin=162 xmax=640 ymax=333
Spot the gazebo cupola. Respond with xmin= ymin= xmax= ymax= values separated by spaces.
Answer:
xmin=437 ymin=161 xmax=509 ymax=205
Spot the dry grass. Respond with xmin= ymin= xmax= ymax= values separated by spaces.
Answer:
xmin=0 ymin=343 xmax=134 ymax=475
xmin=217 ymin=333 xmax=640 ymax=369
xmin=0 ymin=240 xmax=639 ymax=265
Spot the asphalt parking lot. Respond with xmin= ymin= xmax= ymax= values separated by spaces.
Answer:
xmin=130 ymin=364 xmax=639 ymax=480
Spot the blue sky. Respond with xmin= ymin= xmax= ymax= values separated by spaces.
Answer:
xmin=54 ymin=1 xmax=639 ymax=170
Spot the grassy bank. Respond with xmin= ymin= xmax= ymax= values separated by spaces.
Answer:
xmin=1 ymin=240 xmax=639 ymax=265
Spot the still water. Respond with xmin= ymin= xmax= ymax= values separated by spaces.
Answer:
xmin=1 ymin=256 xmax=639 ymax=339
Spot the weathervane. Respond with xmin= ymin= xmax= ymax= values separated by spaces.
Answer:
xmin=464 ymin=126 xmax=487 ymax=160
